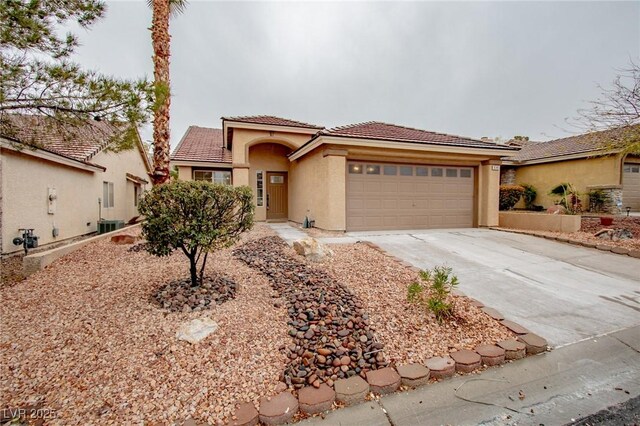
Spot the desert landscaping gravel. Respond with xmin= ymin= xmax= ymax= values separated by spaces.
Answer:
xmin=1 ymin=224 xmax=516 ymax=425
xmin=322 ymin=243 xmax=515 ymax=364
xmin=0 ymin=225 xmax=289 ymax=425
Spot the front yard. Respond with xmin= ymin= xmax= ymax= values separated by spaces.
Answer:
xmin=1 ymin=224 xmax=514 ymax=425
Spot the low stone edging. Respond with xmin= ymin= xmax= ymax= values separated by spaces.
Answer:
xmin=212 ymin=239 xmax=551 ymax=426
xmin=22 ymin=224 xmax=141 ymax=276
xmin=490 ymin=227 xmax=640 ymax=259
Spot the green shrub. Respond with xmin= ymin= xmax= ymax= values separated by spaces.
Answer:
xmin=549 ymin=183 xmax=582 ymax=214
xmin=499 ymin=185 xmax=525 ymax=210
xmin=138 ymin=181 xmax=254 ymax=287
xmin=520 ymin=184 xmax=537 ymax=210
xmin=588 ymin=189 xmax=607 ymax=212
xmin=407 ymin=266 xmax=459 ymax=322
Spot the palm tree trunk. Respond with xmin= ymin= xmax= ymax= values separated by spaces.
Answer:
xmin=151 ymin=0 xmax=171 ymax=185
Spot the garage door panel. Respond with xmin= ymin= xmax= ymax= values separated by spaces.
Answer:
xmin=347 ymin=161 xmax=474 ymax=231
xmin=623 ymin=163 xmax=640 ymax=211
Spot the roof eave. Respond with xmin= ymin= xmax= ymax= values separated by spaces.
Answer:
xmin=1 ymin=139 xmax=106 ymax=172
xmin=289 ymin=134 xmax=516 ymax=161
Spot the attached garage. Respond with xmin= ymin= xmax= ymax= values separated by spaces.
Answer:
xmin=623 ymin=163 xmax=640 ymax=211
xmin=346 ymin=161 xmax=475 ymax=231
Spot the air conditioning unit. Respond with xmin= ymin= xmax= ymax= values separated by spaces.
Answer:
xmin=98 ymin=220 xmax=125 ymax=234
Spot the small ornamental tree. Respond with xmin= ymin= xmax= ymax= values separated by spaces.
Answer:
xmin=138 ymin=181 xmax=254 ymax=287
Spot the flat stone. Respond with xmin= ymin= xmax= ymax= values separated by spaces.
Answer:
xmin=518 ymin=333 xmax=548 ymax=355
xmin=481 ymin=307 xmax=504 ymax=321
xmin=581 ymin=241 xmax=597 ymax=248
xmin=611 ymin=247 xmax=630 ymax=255
xmin=450 ymin=350 xmax=481 ymax=373
xmin=468 ymin=298 xmax=484 ymax=308
xmin=596 ymin=245 xmax=613 ymax=251
xmin=334 ymin=375 xmax=369 ymax=405
xmin=475 ymin=344 xmax=505 ymax=366
xmin=500 ymin=320 xmax=530 ymax=335
xmin=497 ymin=339 xmax=527 ymax=360
xmin=230 ymin=402 xmax=259 ymax=426
xmin=424 ymin=356 xmax=455 ymax=380
xmin=366 ymin=367 xmax=401 ymax=394
xmin=298 ymin=384 xmax=335 ymax=414
xmin=175 ymin=318 xmax=218 ymax=344
xmin=630 ymin=249 xmax=640 ymax=259
xmin=259 ymin=392 xmax=298 ymax=425
xmin=396 ymin=363 xmax=430 ymax=387
xmin=182 ymin=419 xmax=198 ymax=426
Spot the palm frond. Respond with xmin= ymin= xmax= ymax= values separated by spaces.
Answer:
xmin=147 ymin=0 xmax=188 ymax=18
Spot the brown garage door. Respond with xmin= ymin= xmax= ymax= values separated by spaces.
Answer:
xmin=346 ymin=161 xmax=475 ymax=231
xmin=623 ymin=163 xmax=640 ymax=212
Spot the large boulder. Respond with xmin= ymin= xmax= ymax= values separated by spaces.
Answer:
xmin=292 ymin=238 xmax=333 ymax=262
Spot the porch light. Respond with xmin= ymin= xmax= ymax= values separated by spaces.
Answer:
xmin=626 ymin=207 xmax=631 ymax=217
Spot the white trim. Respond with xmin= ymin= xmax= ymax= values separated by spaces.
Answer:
xmin=0 ymin=139 xmax=104 ymax=172
xmin=289 ymin=135 xmax=514 ymax=161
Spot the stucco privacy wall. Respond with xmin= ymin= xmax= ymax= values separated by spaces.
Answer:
xmin=1 ymin=147 xmax=149 ymax=254
xmin=248 ymin=143 xmax=291 ymax=221
xmin=512 ymin=155 xmax=621 ymax=208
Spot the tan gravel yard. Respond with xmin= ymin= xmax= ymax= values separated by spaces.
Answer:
xmin=323 ymin=244 xmax=515 ymax=364
xmin=1 ymin=224 xmax=514 ymax=425
xmin=0 ymin=225 xmax=288 ymax=425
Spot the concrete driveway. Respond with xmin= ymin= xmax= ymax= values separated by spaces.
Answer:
xmin=347 ymin=228 xmax=640 ymax=347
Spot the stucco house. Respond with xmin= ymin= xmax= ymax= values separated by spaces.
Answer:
xmin=501 ymin=127 xmax=640 ymax=212
xmin=171 ymin=115 xmax=516 ymax=232
xmin=0 ymin=115 xmax=152 ymax=254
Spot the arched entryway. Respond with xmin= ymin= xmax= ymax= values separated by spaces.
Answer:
xmin=248 ymin=142 xmax=293 ymax=221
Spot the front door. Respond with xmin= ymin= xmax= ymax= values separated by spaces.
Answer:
xmin=267 ymin=172 xmax=288 ymax=220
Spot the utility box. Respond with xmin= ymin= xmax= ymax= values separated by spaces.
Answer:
xmin=47 ymin=187 xmax=57 ymax=214
xmin=98 ymin=220 xmax=124 ymax=234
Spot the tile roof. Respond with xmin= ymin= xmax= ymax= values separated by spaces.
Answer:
xmin=171 ymin=126 xmax=232 ymax=164
xmin=1 ymin=114 xmax=123 ymax=164
xmin=321 ymin=121 xmax=516 ymax=151
xmin=222 ymin=115 xmax=324 ymax=129
xmin=505 ymin=126 xmax=638 ymax=163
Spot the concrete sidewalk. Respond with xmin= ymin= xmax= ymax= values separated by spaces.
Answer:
xmin=300 ymin=326 xmax=640 ymax=426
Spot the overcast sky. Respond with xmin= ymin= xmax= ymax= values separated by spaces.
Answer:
xmin=70 ymin=1 xmax=639 ymax=147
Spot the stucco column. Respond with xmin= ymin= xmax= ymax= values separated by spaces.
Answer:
xmin=322 ymin=150 xmax=347 ymax=231
xmin=232 ymin=165 xmax=250 ymax=187
xmin=479 ymin=161 xmax=500 ymax=227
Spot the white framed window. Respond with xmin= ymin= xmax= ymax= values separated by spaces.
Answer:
xmin=193 ymin=170 xmax=232 ymax=184
xmin=134 ymin=183 xmax=141 ymax=207
xmin=103 ymin=181 xmax=114 ymax=208
xmin=256 ymin=171 xmax=264 ymax=206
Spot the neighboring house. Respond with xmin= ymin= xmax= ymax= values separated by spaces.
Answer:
xmin=171 ymin=115 xmax=515 ymax=232
xmin=0 ymin=115 xmax=152 ymax=255
xmin=501 ymin=127 xmax=640 ymax=212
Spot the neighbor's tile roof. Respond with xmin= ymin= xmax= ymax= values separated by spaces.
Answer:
xmin=222 ymin=115 xmax=324 ymax=129
xmin=321 ymin=121 xmax=516 ymax=150
xmin=506 ymin=126 xmax=638 ymax=163
xmin=171 ymin=126 xmax=232 ymax=163
xmin=1 ymin=114 xmax=124 ymax=164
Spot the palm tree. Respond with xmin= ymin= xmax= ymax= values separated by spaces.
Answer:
xmin=149 ymin=0 xmax=187 ymax=185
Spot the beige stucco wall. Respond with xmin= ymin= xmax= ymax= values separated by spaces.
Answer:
xmin=499 ymin=211 xmax=581 ymax=232
xmin=478 ymin=162 xmax=501 ymax=227
xmin=512 ymin=155 xmax=622 ymax=208
xmin=230 ymin=128 xmax=312 ymax=165
xmin=248 ymin=143 xmax=292 ymax=221
xmin=177 ymin=165 xmax=191 ymax=181
xmin=288 ymin=148 xmax=347 ymax=231
xmin=1 ymin=146 xmax=149 ymax=254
